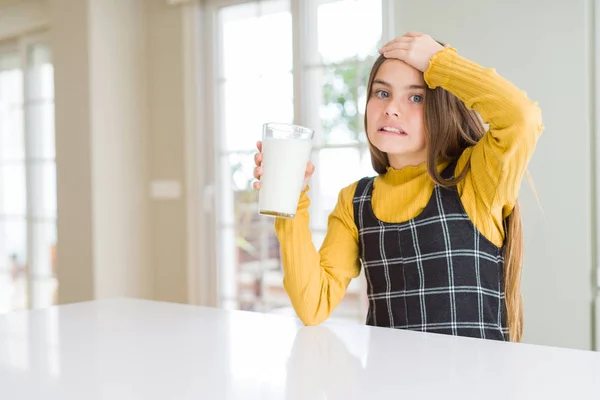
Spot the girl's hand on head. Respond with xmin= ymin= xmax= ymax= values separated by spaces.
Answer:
xmin=252 ymin=140 xmax=315 ymax=191
xmin=379 ymin=32 xmax=446 ymax=73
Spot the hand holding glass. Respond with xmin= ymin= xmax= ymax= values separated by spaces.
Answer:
xmin=253 ymin=123 xmax=315 ymax=219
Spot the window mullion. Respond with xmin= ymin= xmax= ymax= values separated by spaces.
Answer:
xmin=291 ymin=0 xmax=305 ymax=127
xmin=19 ymin=40 xmax=35 ymax=310
xmin=382 ymin=0 xmax=396 ymax=43
xmin=293 ymin=0 xmax=326 ymax=230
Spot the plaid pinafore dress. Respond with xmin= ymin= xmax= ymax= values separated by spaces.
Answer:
xmin=353 ymin=161 xmax=509 ymax=340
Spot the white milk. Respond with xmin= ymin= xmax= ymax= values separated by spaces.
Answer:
xmin=259 ymin=137 xmax=312 ymax=218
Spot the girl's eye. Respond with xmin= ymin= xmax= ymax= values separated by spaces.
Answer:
xmin=410 ymin=94 xmax=424 ymax=103
xmin=374 ymin=89 xmax=390 ymax=99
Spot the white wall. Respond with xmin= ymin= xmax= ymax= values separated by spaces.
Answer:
xmin=395 ymin=0 xmax=595 ymax=350
xmin=49 ymin=0 xmax=190 ymax=303
xmin=145 ymin=0 xmax=190 ymax=304
xmin=2 ymin=0 xmax=196 ymax=306
xmin=50 ymin=0 xmax=153 ymax=302
xmin=88 ymin=0 xmax=151 ymax=299
xmin=45 ymin=0 xmax=190 ymax=304
xmin=48 ymin=0 xmax=96 ymax=303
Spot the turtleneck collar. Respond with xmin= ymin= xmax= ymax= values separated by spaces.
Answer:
xmin=380 ymin=159 xmax=450 ymax=186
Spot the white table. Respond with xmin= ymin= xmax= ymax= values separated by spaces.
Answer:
xmin=0 ymin=298 xmax=598 ymax=399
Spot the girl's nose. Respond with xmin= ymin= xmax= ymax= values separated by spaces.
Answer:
xmin=385 ymin=107 xmax=400 ymax=117
xmin=384 ymin=100 xmax=402 ymax=117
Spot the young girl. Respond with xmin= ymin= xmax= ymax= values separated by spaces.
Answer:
xmin=253 ymin=32 xmax=543 ymax=342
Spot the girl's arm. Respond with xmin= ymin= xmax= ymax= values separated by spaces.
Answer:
xmin=380 ymin=33 xmax=543 ymax=245
xmin=424 ymin=47 xmax=543 ymax=244
xmin=274 ymin=183 xmax=361 ymax=325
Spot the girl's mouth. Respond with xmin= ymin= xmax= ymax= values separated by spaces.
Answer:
xmin=379 ymin=126 xmax=407 ymax=136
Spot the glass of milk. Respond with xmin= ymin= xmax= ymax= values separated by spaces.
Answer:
xmin=258 ymin=122 xmax=314 ymax=219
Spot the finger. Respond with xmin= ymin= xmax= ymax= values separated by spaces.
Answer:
xmin=256 ymin=141 xmax=262 ymax=152
xmin=253 ymin=181 xmax=261 ymax=190
xmin=403 ymin=31 xmax=423 ymax=38
xmin=380 ymin=41 xmax=411 ymax=54
xmin=253 ymin=166 xmax=263 ymax=179
xmin=254 ymin=152 xmax=262 ymax=166
xmin=393 ymin=36 xmax=413 ymax=44
xmin=382 ymin=48 xmax=409 ymax=60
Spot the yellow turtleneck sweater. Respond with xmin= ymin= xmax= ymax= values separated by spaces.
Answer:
xmin=274 ymin=47 xmax=544 ymax=326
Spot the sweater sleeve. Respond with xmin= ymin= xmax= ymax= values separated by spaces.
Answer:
xmin=274 ymin=182 xmax=361 ymax=325
xmin=424 ymin=47 xmax=544 ymax=246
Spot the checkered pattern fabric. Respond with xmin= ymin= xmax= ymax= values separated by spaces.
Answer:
xmin=353 ymin=161 xmax=509 ymax=341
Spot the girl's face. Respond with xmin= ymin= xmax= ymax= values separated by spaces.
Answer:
xmin=366 ymin=59 xmax=427 ymax=169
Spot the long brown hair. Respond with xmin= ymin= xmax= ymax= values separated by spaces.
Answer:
xmin=364 ymin=54 xmax=524 ymax=342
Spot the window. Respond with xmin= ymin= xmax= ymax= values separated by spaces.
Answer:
xmin=205 ymin=0 xmax=394 ymax=321
xmin=0 ymin=38 xmax=57 ymax=313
